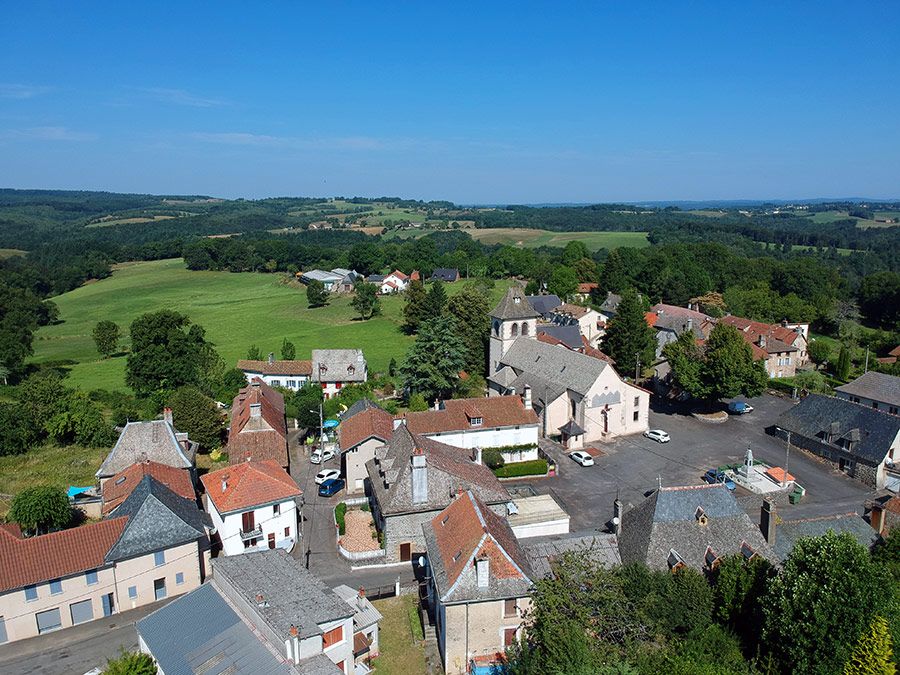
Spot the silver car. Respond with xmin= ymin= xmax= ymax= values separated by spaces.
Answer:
xmin=644 ymin=429 xmax=671 ymax=443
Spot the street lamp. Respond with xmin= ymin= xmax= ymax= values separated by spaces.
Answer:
xmin=775 ymin=426 xmax=792 ymax=488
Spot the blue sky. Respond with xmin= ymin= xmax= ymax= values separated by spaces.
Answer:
xmin=1 ymin=2 xmax=898 ymax=203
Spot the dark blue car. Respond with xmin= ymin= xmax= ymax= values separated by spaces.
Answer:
xmin=318 ymin=478 xmax=345 ymax=497
xmin=703 ymin=469 xmax=736 ymax=491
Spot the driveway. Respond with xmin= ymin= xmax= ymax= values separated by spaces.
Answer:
xmin=523 ymin=394 xmax=875 ymax=531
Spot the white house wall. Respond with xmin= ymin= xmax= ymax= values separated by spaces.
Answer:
xmin=242 ymin=372 xmax=309 ymax=392
xmin=421 ymin=426 xmax=539 ymax=452
xmin=209 ymin=500 xmax=298 ymax=556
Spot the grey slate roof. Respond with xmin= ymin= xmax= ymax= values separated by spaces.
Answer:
xmin=496 ymin=337 xmax=608 ymax=400
xmin=776 ymin=394 xmax=900 ymax=465
xmin=332 ymin=584 xmax=384 ymax=631
xmin=536 ymin=324 xmax=582 ymax=349
xmin=366 ymin=425 xmax=509 ymax=516
xmin=343 ymin=398 xmax=386 ymax=420
xmin=491 ymin=287 xmax=541 ymax=321
xmin=104 ymin=476 xmax=209 ymax=563
xmin=773 ymin=513 xmax=879 ymax=561
xmin=652 ymin=312 xmax=705 ymax=338
xmin=97 ymin=419 xmax=194 ymax=478
xmin=136 ymin=583 xmax=295 ymax=675
xmin=312 ymin=349 xmax=367 ymax=383
xmin=836 ymin=371 xmax=900 ymax=408
xmin=524 ymin=533 xmax=621 ymax=579
xmin=599 ymin=292 xmax=621 ymax=314
xmin=430 ymin=268 xmax=459 ymax=282
xmin=526 ymin=294 xmax=562 ymax=318
xmin=618 ymin=485 xmax=776 ymax=571
xmin=213 ymin=550 xmax=353 ymax=641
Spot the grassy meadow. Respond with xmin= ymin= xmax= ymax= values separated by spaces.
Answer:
xmin=384 ymin=226 xmax=649 ymax=251
xmin=31 ymin=258 xmax=514 ymax=392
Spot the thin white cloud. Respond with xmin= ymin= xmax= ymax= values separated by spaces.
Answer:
xmin=0 ymin=83 xmax=52 ymax=99
xmin=0 ymin=126 xmax=97 ymax=142
xmin=189 ymin=131 xmax=388 ymax=151
xmin=136 ymin=87 xmax=229 ymax=108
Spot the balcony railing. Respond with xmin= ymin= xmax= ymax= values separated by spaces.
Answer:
xmin=240 ymin=525 xmax=262 ymax=540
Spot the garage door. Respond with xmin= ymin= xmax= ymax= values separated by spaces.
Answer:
xmin=70 ymin=599 xmax=94 ymax=625
xmin=36 ymin=607 xmax=61 ymax=634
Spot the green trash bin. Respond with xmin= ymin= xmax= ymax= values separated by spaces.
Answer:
xmin=789 ymin=491 xmax=802 ymax=505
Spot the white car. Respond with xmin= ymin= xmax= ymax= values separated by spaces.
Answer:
xmin=644 ymin=429 xmax=671 ymax=443
xmin=310 ymin=448 xmax=336 ymax=464
xmin=314 ymin=468 xmax=341 ymax=485
xmin=569 ymin=451 xmax=594 ymax=467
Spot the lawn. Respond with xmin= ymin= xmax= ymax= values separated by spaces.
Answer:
xmin=30 ymin=258 xmax=514 ymax=392
xmin=370 ymin=595 xmax=427 ymax=675
xmin=466 ymin=228 xmax=650 ymax=250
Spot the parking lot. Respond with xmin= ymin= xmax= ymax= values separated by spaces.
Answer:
xmin=525 ymin=394 xmax=875 ymax=532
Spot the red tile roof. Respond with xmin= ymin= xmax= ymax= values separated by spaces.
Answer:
xmin=227 ymin=378 xmax=289 ymax=466
xmin=237 ymin=359 xmax=312 ymax=376
xmin=404 ymin=396 xmax=538 ymax=435
xmin=718 ymin=316 xmax=802 ymax=354
xmin=102 ymin=460 xmax=196 ymax=515
xmin=389 ymin=270 xmax=408 ymax=281
xmin=201 ymin=460 xmax=301 ymax=514
xmin=577 ymin=283 xmax=599 ymax=293
xmin=0 ymin=518 xmax=128 ymax=592
xmin=340 ymin=407 xmax=394 ymax=452
xmin=410 ymin=270 xmax=420 ymax=281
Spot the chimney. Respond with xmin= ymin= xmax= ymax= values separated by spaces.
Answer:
xmin=250 ymin=402 xmax=261 ymax=418
xmin=523 ymin=385 xmax=532 ymax=410
xmin=475 ymin=557 xmax=489 ymax=588
xmin=613 ymin=498 xmax=623 ymax=537
xmin=221 ymin=478 xmax=228 ymax=493
xmin=758 ymin=335 xmax=767 ymax=349
xmin=411 ymin=450 xmax=428 ymax=504
xmin=163 ymin=407 xmax=173 ymax=426
xmin=870 ymin=504 xmax=886 ymax=535
xmin=781 ymin=319 xmax=788 ymax=328
xmin=473 ymin=447 xmax=483 ymax=465
xmin=686 ymin=318 xmax=693 ymax=333
xmin=761 ymin=498 xmax=777 ymax=547
xmin=829 ymin=421 xmax=841 ymax=443
xmin=289 ymin=624 xmax=298 ymax=638
xmin=433 ymin=399 xmax=440 ymax=412
xmin=267 ymin=352 xmax=275 ymax=365
xmin=251 ymin=379 xmax=261 ymax=391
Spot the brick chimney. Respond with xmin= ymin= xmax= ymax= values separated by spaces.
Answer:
xmin=475 ymin=557 xmax=489 ymax=588
xmin=267 ymin=352 xmax=275 ymax=365
xmin=163 ymin=407 xmax=173 ymax=426
xmin=761 ymin=498 xmax=777 ymax=547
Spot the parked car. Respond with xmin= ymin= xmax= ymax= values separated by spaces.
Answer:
xmin=318 ymin=478 xmax=345 ymax=497
xmin=644 ymin=429 xmax=670 ymax=443
xmin=703 ymin=469 xmax=736 ymax=490
xmin=727 ymin=401 xmax=754 ymax=414
xmin=569 ymin=451 xmax=594 ymax=467
xmin=315 ymin=468 xmax=341 ymax=485
xmin=310 ymin=447 xmax=336 ymax=464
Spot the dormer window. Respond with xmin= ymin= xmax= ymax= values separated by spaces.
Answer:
xmin=347 ymin=365 xmax=355 ymax=375
xmin=470 ymin=417 xmax=483 ymax=427
xmin=513 ymin=297 xmax=521 ymax=304
xmin=695 ymin=506 xmax=708 ymax=526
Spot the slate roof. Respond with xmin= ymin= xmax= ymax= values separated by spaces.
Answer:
xmin=213 ymin=550 xmax=353 ymax=641
xmin=524 ymin=533 xmax=621 ymax=579
xmin=618 ymin=484 xmax=776 ymax=571
xmin=836 ymin=371 xmax=900 ymax=408
xmin=343 ymin=398 xmax=386 ymax=420
xmin=599 ymin=292 xmax=621 ymax=314
xmin=366 ymin=425 xmax=508 ymax=516
xmin=97 ymin=419 xmax=194 ymax=478
xmin=102 ymin=459 xmax=196 ymax=516
xmin=105 ymin=476 xmax=209 ymax=563
xmin=237 ymin=359 xmax=313 ymax=377
xmin=228 ymin=378 xmax=288 ymax=466
xmin=312 ymin=349 xmax=367 ymax=383
xmin=773 ymin=513 xmax=879 ymax=561
xmin=551 ymin=303 xmax=594 ymax=320
xmin=202 ymin=460 xmax=301 ymax=515
xmin=136 ymin=583 xmax=297 ymax=675
xmin=339 ymin=405 xmax=394 ymax=452
xmin=775 ymin=394 xmax=900 ymax=465
xmin=491 ymin=287 xmax=541 ymax=321
xmin=332 ymin=584 xmax=384 ymax=631
xmin=0 ymin=517 xmax=127 ymax=593
xmin=536 ymin=324 xmax=582 ymax=350
xmin=494 ymin=337 xmax=608 ymax=400
xmin=648 ymin=311 xmax=706 ymax=339
xmin=403 ymin=396 xmax=539 ymax=436
xmin=430 ymin=268 xmax=459 ymax=282
xmin=649 ymin=303 xmax=711 ymax=324
xmin=525 ymin=294 xmax=562 ymax=318
xmin=423 ymin=490 xmax=532 ymax=604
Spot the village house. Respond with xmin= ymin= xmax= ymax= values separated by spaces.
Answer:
xmin=95 ymin=410 xmax=196 ymax=488
xmin=488 ymin=287 xmax=649 ymax=447
xmin=339 ymin=400 xmax=394 ymax=494
xmin=401 ymin=394 xmax=541 ymax=463
xmin=201 ymin=460 xmax=302 ymax=556
xmin=547 ymin=302 xmax=603 ymax=347
xmin=597 ymin=291 xmax=622 ymax=323
xmin=717 ymin=315 xmax=808 ymax=377
xmin=101 ymin=459 xmax=197 ymax=516
xmin=574 ymin=282 xmax=599 ymax=302
xmin=774 ymin=394 xmax=900 ymax=490
xmin=366 ymin=425 xmax=509 ymax=563
xmin=0 ymin=475 xmax=209 ymax=644
xmin=227 ymin=378 xmax=289 ymax=468
xmin=137 ymin=551 xmax=373 ymax=674
xmin=378 ymin=269 xmax=409 ymax=294
xmin=422 ymin=490 xmax=533 ymax=675
xmin=835 ymin=371 xmax=900 ymax=415
xmin=617 ymin=484 xmax=776 ymax=571
xmin=299 ymin=268 xmax=361 ymax=293
xmin=237 ymin=353 xmax=312 ymax=391
xmin=430 ymin=268 xmax=460 ymax=283
xmin=313 ymin=349 xmax=368 ymax=399
xmin=645 ymin=305 xmax=709 ymax=359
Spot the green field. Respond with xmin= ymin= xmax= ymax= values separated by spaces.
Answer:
xmin=790 ymin=244 xmax=855 ymax=256
xmin=30 ymin=259 xmax=513 ymax=392
xmin=0 ymin=248 xmax=25 ymax=258
xmin=466 ymin=228 xmax=649 ymax=250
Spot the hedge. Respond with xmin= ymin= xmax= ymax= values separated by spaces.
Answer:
xmin=335 ymin=502 xmax=347 ymax=535
xmin=494 ymin=459 xmax=548 ymax=478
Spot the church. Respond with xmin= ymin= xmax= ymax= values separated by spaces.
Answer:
xmin=487 ymin=286 xmax=650 ymax=447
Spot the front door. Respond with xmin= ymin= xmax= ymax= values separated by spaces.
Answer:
xmin=400 ymin=542 xmax=412 ymax=562
xmin=242 ymin=510 xmax=255 ymax=532
xmin=268 ymin=533 xmax=276 ymax=549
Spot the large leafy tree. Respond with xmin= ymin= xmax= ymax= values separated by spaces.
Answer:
xmin=306 ymin=279 xmax=328 ymax=308
xmin=710 ymin=554 xmax=773 ymax=654
xmin=601 ymin=287 xmax=656 ymax=377
xmin=547 ymin=265 xmax=578 ymax=301
xmin=45 ymin=390 xmax=115 ymax=447
xmin=402 ymin=279 xmax=428 ymax=333
xmin=763 ymin=531 xmax=892 ymax=674
xmin=400 ymin=317 xmax=467 ymax=402
xmin=599 ymin=249 xmax=630 ymax=295
xmin=446 ymin=284 xmax=490 ymax=375
xmin=9 ymin=486 xmax=72 ymax=535
xmin=347 ymin=242 xmax=384 ymax=276
xmin=92 ymin=320 xmax=120 ymax=358
xmin=289 ymin=383 xmax=324 ymax=429
xmin=103 ymin=649 xmax=157 ymax=675
xmin=351 ymin=282 xmax=381 ymax=320
xmin=0 ymin=402 xmax=40 ymax=456
xmin=843 ymin=615 xmax=895 ymax=675
xmin=168 ymin=386 xmax=223 ymax=450
xmin=807 ymin=339 xmax=832 ymax=368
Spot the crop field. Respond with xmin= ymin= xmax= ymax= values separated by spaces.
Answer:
xmin=30 ymin=258 xmax=513 ymax=392
xmin=465 ymin=228 xmax=649 ymax=250
xmin=0 ymin=248 xmax=25 ymax=258
xmin=86 ymin=214 xmax=184 ymax=228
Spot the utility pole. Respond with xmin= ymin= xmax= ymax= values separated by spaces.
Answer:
xmin=634 ymin=351 xmax=641 ymax=382
xmin=783 ymin=430 xmax=791 ymax=488
xmin=864 ymin=347 xmax=869 ymax=373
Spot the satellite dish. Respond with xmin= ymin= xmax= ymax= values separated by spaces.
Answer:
xmin=417 ymin=556 xmax=426 ymax=568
